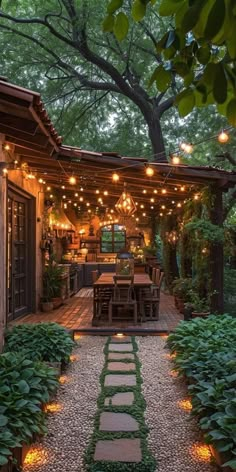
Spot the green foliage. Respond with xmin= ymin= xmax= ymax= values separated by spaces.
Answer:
xmin=43 ymin=260 xmax=65 ymax=301
xmin=84 ymin=336 xmax=156 ymax=471
xmin=184 ymin=217 xmax=224 ymax=243
xmin=107 ymin=0 xmax=236 ymax=125
xmin=172 ymin=277 xmax=193 ymax=300
xmin=4 ymin=323 xmax=74 ymax=363
xmin=184 ymin=290 xmax=210 ymax=313
xmin=0 ymin=352 xmax=59 ymax=465
xmin=224 ymin=268 xmax=236 ymax=316
xmin=167 ymin=314 xmax=236 ymax=466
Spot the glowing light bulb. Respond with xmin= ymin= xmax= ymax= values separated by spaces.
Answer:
xmin=161 ymin=188 xmax=167 ymax=194
xmin=171 ymin=154 xmax=180 ymax=165
xmin=146 ymin=166 xmax=154 ymax=177
xmin=218 ymin=130 xmax=229 ymax=143
xmin=184 ymin=143 xmax=193 ymax=154
xmin=69 ymin=176 xmax=76 ymax=185
xmin=38 ymin=178 xmax=43 ymax=183
xmin=4 ymin=144 xmax=10 ymax=151
xmin=112 ymin=173 xmax=119 ymax=182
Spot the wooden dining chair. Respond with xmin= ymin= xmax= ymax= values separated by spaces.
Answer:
xmin=139 ymin=272 xmax=164 ymax=321
xmin=91 ymin=270 xmax=99 ymax=283
xmin=109 ymin=275 xmax=137 ymax=325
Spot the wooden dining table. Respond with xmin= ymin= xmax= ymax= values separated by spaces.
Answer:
xmin=92 ymin=272 xmax=153 ymax=322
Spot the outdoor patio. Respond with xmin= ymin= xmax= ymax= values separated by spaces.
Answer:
xmin=12 ymin=289 xmax=183 ymax=332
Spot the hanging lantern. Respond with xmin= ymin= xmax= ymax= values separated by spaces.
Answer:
xmin=115 ymin=183 xmax=136 ymax=216
xmin=116 ymin=250 xmax=134 ymax=276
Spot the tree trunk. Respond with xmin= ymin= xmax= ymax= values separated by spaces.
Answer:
xmin=147 ymin=115 xmax=167 ymax=162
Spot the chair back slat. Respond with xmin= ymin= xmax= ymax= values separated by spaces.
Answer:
xmin=113 ymin=275 xmax=135 ymax=302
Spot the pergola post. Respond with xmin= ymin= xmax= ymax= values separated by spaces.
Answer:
xmin=0 ymin=133 xmax=7 ymax=352
xmin=209 ymin=186 xmax=224 ymax=314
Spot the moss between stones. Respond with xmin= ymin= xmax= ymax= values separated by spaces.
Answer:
xmin=84 ymin=336 xmax=156 ymax=472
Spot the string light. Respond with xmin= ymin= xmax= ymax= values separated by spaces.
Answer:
xmin=171 ymin=154 xmax=181 ymax=165
xmin=161 ymin=188 xmax=167 ymax=194
xmin=145 ymin=166 xmax=154 ymax=177
xmin=184 ymin=143 xmax=193 ymax=154
xmin=4 ymin=143 xmax=10 ymax=151
xmin=2 ymin=168 xmax=8 ymax=175
xmin=112 ymin=172 xmax=119 ymax=182
xmin=69 ymin=175 xmax=76 ymax=185
xmin=218 ymin=130 xmax=229 ymax=143
xmin=38 ymin=178 xmax=43 ymax=183
xmin=47 ymin=186 xmax=51 ymax=191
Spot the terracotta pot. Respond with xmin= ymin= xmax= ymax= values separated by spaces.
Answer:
xmin=192 ymin=312 xmax=210 ymax=319
xmin=41 ymin=301 xmax=53 ymax=312
xmin=52 ymin=297 xmax=63 ymax=309
xmin=176 ymin=298 xmax=185 ymax=314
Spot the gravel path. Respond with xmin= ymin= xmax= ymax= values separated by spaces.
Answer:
xmin=138 ymin=336 xmax=218 ymax=472
xmin=23 ymin=336 xmax=105 ymax=472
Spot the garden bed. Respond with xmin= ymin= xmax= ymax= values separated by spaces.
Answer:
xmin=167 ymin=315 xmax=236 ymax=472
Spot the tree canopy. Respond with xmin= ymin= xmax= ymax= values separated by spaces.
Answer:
xmin=106 ymin=0 xmax=236 ymax=126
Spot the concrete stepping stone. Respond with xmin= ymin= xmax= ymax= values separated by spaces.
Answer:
xmin=108 ymin=361 xmax=136 ymax=371
xmin=94 ymin=438 xmax=142 ymax=462
xmin=104 ymin=392 xmax=134 ymax=406
xmin=99 ymin=412 xmax=139 ymax=432
xmin=109 ymin=343 xmax=133 ymax=352
xmin=105 ymin=374 xmax=136 ymax=387
xmin=108 ymin=352 xmax=135 ymax=361
xmin=111 ymin=336 xmax=132 ymax=343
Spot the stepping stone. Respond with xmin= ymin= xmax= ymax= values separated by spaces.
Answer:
xmin=109 ymin=343 xmax=133 ymax=352
xmin=111 ymin=336 xmax=132 ymax=343
xmin=108 ymin=361 xmax=136 ymax=372
xmin=108 ymin=352 xmax=135 ymax=361
xmin=105 ymin=374 xmax=136 ymax=387
xmin=94 ymin=438 xmax=142 ymax=462
xmin=104 ymin=392 xmax=134 ymax=406
xmin=99 ymin=412 xmax=139 ymax=432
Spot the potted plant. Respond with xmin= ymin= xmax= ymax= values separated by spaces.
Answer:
xmin=185 ymin=291 xmax=210 ymax=318
xmin=172 ymin=278 xmax=193 ymax=313
xmin=42 ymin=260 xmax=65 ymax=311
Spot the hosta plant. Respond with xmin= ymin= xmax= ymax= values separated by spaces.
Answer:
xmin=4 ymin=322 xmax=74 ymax=363
xmin=0 ymin=352 xmax=59 ymax=466
xmin=167 ymin=315 xmax=236 ymax=469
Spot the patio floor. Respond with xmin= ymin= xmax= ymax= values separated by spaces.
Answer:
xmin=12 ymin=289 xmax=183 ymax=332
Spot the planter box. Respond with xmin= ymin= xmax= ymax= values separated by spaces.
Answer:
xmin=209 ymin=445 xmax=236 ymax=472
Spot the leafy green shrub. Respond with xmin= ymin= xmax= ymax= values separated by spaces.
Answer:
xmin=172 ymin=277 xmax=193 ymax=300
xmin=224 ymin=268 xmax=236 ymax=316
xmin=4 ymin=322 xmax=74 ymax=363
xmin=0 ymin=352 xmax=59 ymax=466
xmin=167 ymin=315 xmax=236 ymax=469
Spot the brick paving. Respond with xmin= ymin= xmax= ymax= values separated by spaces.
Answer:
xmin=11 ymin=289 xmax=183 ymax=332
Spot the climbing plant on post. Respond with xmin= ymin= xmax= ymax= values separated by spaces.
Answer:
xmin=160 ymin=214 xmax=179 ymax=291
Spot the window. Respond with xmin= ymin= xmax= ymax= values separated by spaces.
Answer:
xmin=100 ymin=224 xmax=126 ymax=253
